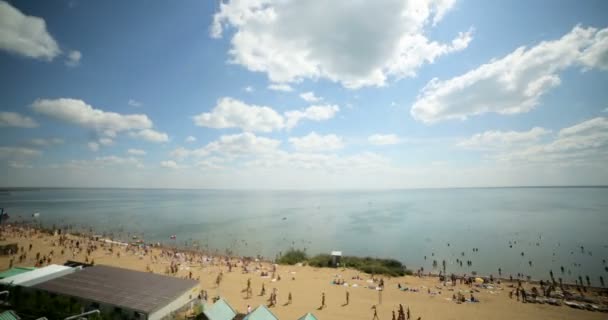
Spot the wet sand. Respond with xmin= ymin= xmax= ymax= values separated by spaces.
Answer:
xmin=0 ymin=228 xmax=606 ymax=320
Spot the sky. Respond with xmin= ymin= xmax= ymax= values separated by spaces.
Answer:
xmin=0 ymin=0 xmax=607 ymax=189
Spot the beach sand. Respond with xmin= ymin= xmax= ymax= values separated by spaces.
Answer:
xmin=1 ymin=228 xmax=606 ymax=320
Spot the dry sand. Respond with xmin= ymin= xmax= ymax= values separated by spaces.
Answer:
xmin=1 ymin=228 xmax=606 ymax=320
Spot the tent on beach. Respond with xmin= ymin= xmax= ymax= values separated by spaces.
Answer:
xmin=203 ymin=298 xmax=237 ymax=320
xmin=243 ymin=305 xmax=278 ymax=320
xmin=297 ymin=312 xmax=319 ymax=320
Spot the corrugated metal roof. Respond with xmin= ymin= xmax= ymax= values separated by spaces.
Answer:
xmin=203 ymin=298 xmax=237 ymax=320
xmin=242 ymin=305 xmax=278 ymax=320
xmin=0 ymin=264 xmax=73 ymax=286
xmin=0 ymin=310 xmax=20 ymax=320
xmin=298 ymin=313 xmax=318 ymax=320
xmin=33 ymin=265 xmax=198 ymax=314
xmin=0 ymin=267 xmax=35 ymax=279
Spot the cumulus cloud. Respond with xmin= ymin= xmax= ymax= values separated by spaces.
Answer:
xmin=211 ymin=0 xmax=471 ymax=88
xmin=456 ymin=127 xmax=551 ymax=150
xmin=65 ymin=50 xmax=81 ymax=67
xmin=0 ymin=146 xmax=41 ymax=158
xmin=31 ymin=98 xmax=167 ymax=143
xmin=244 ymin=86 xmax=254 ymax=92
xmin=29 ymin=138 xmax=64 ymax=147
xmin=129 ymin=129 xmax=169 ymax=143
xmin=128 ymin=99 xmax=143 ymax=107
xmin=289 ymin=132 xmax=343 ymax=152
xmin=299 ymin=91 xmax=321 ymax=103
xmin=58 ymin=156 xmax=144 ymax=169
xmin=88 ymin=142 xmax=99 ymax=152
xmin=160 ymin=160 xmax=180 ymax=169
xmin=0 ymin=111 xmax=38 ymax=128
xmin=284 ymin=104 xmax=339 ymax=129
xmin=185 ymin=136 xmax=196 ymax=143
xmin=368 ymin=134 xmax=401 ymax=145
xmin=194 ymin=97 xmax=284 ymax=132
xmin=462 ymin=117 xmax=608 ymax=166
xmin=268 ymin=83 xmax=293 ymax=92
xmin=411 ymin=25 xmax=608 ymax=123
xmin=0 ymin=1 xmax=61 ymax=60
xmin=127 ymin=148 xmax=146 ymax=156
xmin=171 ymin=132 xmax=280 ymax=160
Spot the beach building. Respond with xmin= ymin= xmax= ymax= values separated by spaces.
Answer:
xmin=0 ymin=267 xmax=35 ymax=280
xmin=33 ymin=265 xmax=199 ymax=320
xmin=0 ymin=264 xmax=76 ymax=287
xmin=331 ymin=251 xmax=342 ymax=267
xmin=242 ymin=305 xmax=279 ymax=320
xmin=202 ymin=298 xmax=237 ymax=320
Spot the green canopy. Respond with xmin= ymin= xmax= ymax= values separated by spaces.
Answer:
xmin=298 ymin=312 xmax=318 ymax=320
xmin=203 ymin=298 xmax=237 ymax=320
xmin=242 ymin=305 xmax=279 ymax=320
xmin=0 ymin=267 xmax=35 ymax=279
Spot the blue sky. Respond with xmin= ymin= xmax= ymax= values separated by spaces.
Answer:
xmin=1 ymin=0 xmax=607 ymax=189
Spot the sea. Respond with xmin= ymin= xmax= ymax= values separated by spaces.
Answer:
xmin=1 ymin=187 xmax=607 ymax=284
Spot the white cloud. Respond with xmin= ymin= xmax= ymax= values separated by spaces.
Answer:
xmin=32 ymin=98 xmax=153 ymax=135
xmin=65 ymin=50 xmax=81 ymax=67
xmin=129 ymin=129 xmax=169 ymax=143
xmin=193 ymin=97 xmax=284 ymax=132
xmin=171 ymin=132 xmax=280 ymax=159
xmin=185 ymin=136 xmax=196 ymax=143
xmin=244 ymin=86 xmax=254 ymax=92
xmin=284 ymin=104 xmax=339 ymax=129
xmin=299 ymin=91 xmax=322 ymax=103
xmin=98 ymin=137 xmax=113 ymax=146
xmin=289 ymin=132 xmax=343 ymax=152
xmin=0 ymin=146 xmax=41 ymax=158
xmin=411 ymin=25 xmax=608 ymax=123
xmin=29 ymin=138 xmax=63 ymax=147
xmin=268 ymin=83 xmax=293 ymax=92
xmin=32 ymin=98 xmax=167 ymax=143
xmin=463 ymin=117 xmax=608 ymax=166
xmin=88 ymin=142 xmax=99 ymax=152
xmin=60 ymin=156 xmax=144 ymax=169
xmin=248 ymin=151 xmax=388 ymax=172
xmin=128 ymin=99 xmax=143 ymax=107
xmin=456 ymin=127 xmax=551 ymax=150
xmin=211 ymin=0 xmax=470 ymax=88
xmin=160 ymin=160 xmax=180 ymax=169
xmin=127 ymin=148 xmax=146 ymax=156
xmin=368 ymin=134 xmax=401 ymax=145
xmin=0 ymin=111 xmax=38 ymax=128
xmin=0 ymin=1 xmax=61 ymax=60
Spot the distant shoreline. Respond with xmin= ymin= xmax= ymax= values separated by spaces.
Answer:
xmin=1 ymin=185 xmax=607 ymax=193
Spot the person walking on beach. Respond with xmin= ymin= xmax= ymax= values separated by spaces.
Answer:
xmin=345 ymin=290 xmax=350 ymax=305
xmin=287 ymin=292 xmax=292 ymax=305
xmin=260 ymin=283 xmax=266 ymax=296
xmin=371 ymin=305 xmax=379 ymax=320
xmin=247 ymin=304 xmax=252 ymax=314
xmin=392 ymin=310 xmax=396 ymax=320
xmin=321 ymin=292 xmax=326 ymax=309
xmin=407 ymin=307 xmax=410 ymax=320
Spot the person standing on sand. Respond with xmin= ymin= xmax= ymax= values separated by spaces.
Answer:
xmin=247 ymin=305 xmax=252 ymax=314
xmin=321 ymin=292 xmax=326 ymax=309
xmin=392 ymin=310 xmax=396 ymax=320
xmin=407 ymin=307 xmax=410 ymax=320
xmin=345 ymin=291 xmax=349 ymax=305
xmin=287 ymin=292 xmax=292 ymax=305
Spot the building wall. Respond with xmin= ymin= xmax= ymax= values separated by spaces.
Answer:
xmin=148 ymin=284 xmax=199 ymax=320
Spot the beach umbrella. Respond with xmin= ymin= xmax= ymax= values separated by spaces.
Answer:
xmin=298 ymin=312 xmax=319 ymax=320
xmin=475 ymin=277 xmax=484 ymax=284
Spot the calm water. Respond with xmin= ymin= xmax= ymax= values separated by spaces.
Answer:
xmin=1 ymin=187 xmax=607 ymax=283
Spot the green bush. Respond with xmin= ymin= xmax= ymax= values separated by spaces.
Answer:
xmin=277 ymin=249 xmax=308 ymax=265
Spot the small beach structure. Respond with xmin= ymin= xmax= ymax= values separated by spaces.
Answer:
xmin=32 ymin=265 xmax=199 ymax=320
xmin=203 ymin=298 xmax=237 ymax=320
xmin=0 ymin=264 xmax=75 ymax=287
xmin=297 ymin=312 xmax=319 ymax=320
xmin=0 ymin=267 xmax=35 ymax=280
xmin=243 ymin=305 xmax=279 ymax=320
xmin=331 ymin=251 xmax=342 ymax=267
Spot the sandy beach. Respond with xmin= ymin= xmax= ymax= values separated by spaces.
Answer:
xmin=1 ymin=226 xmax=606 ymax=320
